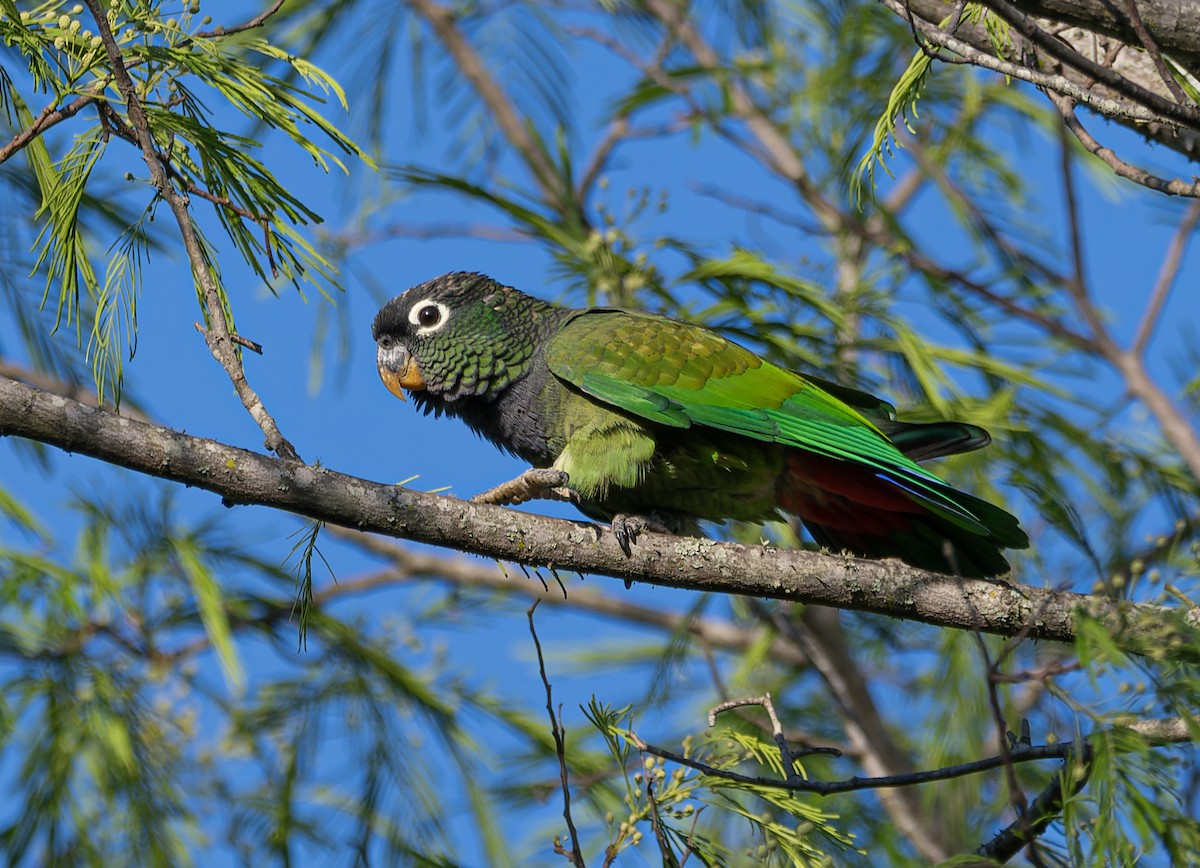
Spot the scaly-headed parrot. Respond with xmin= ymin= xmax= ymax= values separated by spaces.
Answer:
xmin=372 ymin=272 xmax=1027 ymax=577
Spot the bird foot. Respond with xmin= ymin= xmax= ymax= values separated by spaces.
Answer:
xmin=610 ymin=513 xmax=675 ymax=558
xmin=471 ymin=468 xmax=578 ymax=507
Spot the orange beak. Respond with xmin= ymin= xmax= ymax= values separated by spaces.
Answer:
xmin=376 ymin=346 xmax=424 ymax=401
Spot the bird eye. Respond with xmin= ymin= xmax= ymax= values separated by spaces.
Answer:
xmin=407 ymin=299 xmax=451 ymax=334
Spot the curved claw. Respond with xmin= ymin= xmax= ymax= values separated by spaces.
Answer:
xmin=611 ymin=514 xmax=647 ymax=559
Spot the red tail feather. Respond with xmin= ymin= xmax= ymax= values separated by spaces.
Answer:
xmin=778 ymin=453 xmax=924 ymax=534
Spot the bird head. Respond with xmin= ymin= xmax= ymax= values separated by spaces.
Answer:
xmin=372 ymin=272 xmax=559 ymax=407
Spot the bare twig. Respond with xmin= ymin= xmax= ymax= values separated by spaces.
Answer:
xmin=707 ymin=694 xmax=840 ymax=776
xmin=82 ymin=0 xmax=298 ymax=459
xmin=192 ymin=0 xmax=287 ymax=39
xmin=528 ymin=601 xmax=585 ymax=867
xmin=192 ymin=323 xmax=263 ymax=355
xmin=627 ymin=716 xmax=1192 ymax=796
xmin=577 ymin=116 xmax=630 ymax=205
xmin=644 ymin=779 xmax=674 ymax=864
xmin=406 ymin=0 xmax=567 ymax=213
xmin=327 ymin=221 xmax=528 ymax=248
xmin=0 ymin=92 xmax=96 ymax=166
xmin=975 ymin=639 xmax=1031 ymax=834
xmin=1120 ymin=0 xmax=1191 ymax=105
xmin=1132 ymin=199 xmax=1200 ymax=355
xmin=1049 ymin=92 xmax=1200 ymax=198
xmin=976 ymin=747 xmax=1090 ymax=861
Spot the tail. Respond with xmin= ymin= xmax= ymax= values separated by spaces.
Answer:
xmin=779 ymin=450 xmax=1027 ymax=578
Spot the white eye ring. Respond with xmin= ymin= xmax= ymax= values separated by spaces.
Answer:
xmin=408 ymin=299 xmax=451 ymax=335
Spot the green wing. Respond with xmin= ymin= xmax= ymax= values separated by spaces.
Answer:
xmin=546 ymin=309 xmax=996 ymax=536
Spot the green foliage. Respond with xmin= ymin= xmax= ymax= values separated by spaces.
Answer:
xmin=2 ymin=0 xmax=369 ymax=403
xmin=583 ymin=700 xmax=858 ymax=865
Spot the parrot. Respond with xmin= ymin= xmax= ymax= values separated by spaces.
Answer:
xmin=372 ymin=272 xmax=1027 ymax=577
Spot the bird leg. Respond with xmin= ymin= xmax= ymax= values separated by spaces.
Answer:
xmin=471 ymin=468 xmax=578 ymax=507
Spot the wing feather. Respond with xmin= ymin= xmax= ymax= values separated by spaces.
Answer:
xmin=547 ymin=309 xmax=995 ymax=536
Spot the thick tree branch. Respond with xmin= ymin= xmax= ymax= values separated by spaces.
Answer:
xmin=2 ymin=375 xmax=1194 ymax=654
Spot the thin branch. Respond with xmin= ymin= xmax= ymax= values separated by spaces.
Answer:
xmin=192 ymin=0 xmax=287 ymax=39
xmin=1132 ymin=199 xmax=1200 ymax=355
xmin=405 ymin=0 xmax=567 ymax=213
xmin=577 ymin=116 xmax=630 ymax=205
xmin=192 ymin=322 xmax=263 ymax=355
xmin=976 ymin=747 xmax=1090 ymax=861
xmin=1110 ymin=348 xmax=1200 ymax=483
xmin=0 ymin=92 xmax=95 ymax=166
xmin=327 ymin=221 xmax=529 ymax=248
xmin=4 ymin=375 xmax=1194 ymax=652
xmin=82 ymin=0 xmax=298 ymax=459
xmin=1 ymin=0 xmax=287 ymax=168
xmin=975 ymin=637 xmax=1031 ymax=834
xmin=1120 ymin=0 xmax=1191 ymax=105
xmin=528 ymin=602 xmax=585 ymax=868
xmin=1058 ymin=121 xmax=1091 ymax=313
xmin=630 ymin=728 xmax=1073 ymax=794
xmin=706 ymin=694 xmax=841 ymax=774
xmin=643 ymin=779 xmax=674 ymax=864
xmin=1049 ymin=92 xmax=1200 ymax=198
xmin=627 ymin=717 xmax=1193 ymax=796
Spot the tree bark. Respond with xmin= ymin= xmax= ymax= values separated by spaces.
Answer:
xmin=890 ymin=0 xmax=1200 ymax=160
